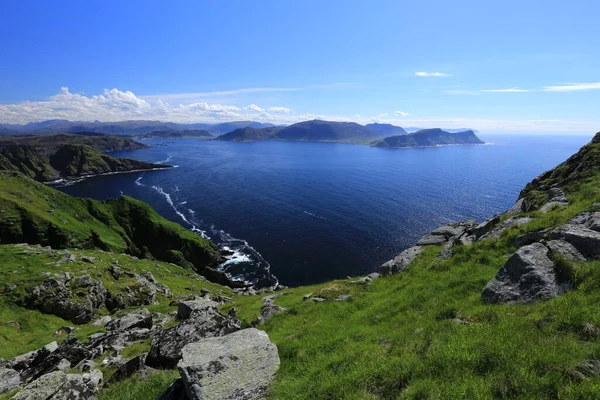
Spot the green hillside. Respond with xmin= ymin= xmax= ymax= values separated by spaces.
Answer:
xmin=372 ymin=128 xmax=484 ymax=148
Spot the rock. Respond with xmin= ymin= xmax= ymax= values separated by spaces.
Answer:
xmin=4 ymin=284 xmax=17 ymax=293
xmin=312 ymin=297 xmax=326 ymax=303
xmin=545 ymin=239 xmax=586 ymax=261
xmin=257 ymin=303 xmax=286 ymax=325
xmin=177 ymin=299 xmax=219 ymax=321
xmin=105 ymin=308 xmax=152 ymax=332
xmin=108 ymin=265 xmax=123 ymax=280
xmin=436 ymin=239 xmax=455 ymax=260
xmin=473 ymin=216 xmax=501 ymax=238
xmin=574 ymin=359 xmax=600 ymax=379
xmin=146 ymin=304 xmax=240 ymax=368
xmin=479 ymin=217 xmax=533 ymax=241
xmin=335 ymin=295 xmax=351 ymax=302
xmin=506 ymin=198 xmax=525 ymax=216
xmin=77 ymin=360 xmax=95 ymax=373
xmin=0 ymin=367 xmax=22 ymax=394
xmin=53 ymin=370 xmax=103 ymax=399
xmin=540 ymin=187 xmax=569 ymax=212
xmin=227 ymin=308 xmax=237 ymax=318
xmin=550 ymin=224 xmax=600 ymax=260
xmin=12 ymin=371 xmax=67 ymax=400
xmin=303 ymin=293 xmax=312 ymax=301
xmin=482 ymin=243 xmax=567 ymax=304
xmin=261 ymin=293 xmax=289 ymax=303
xmin=429 ymin=221 xmax=477 ymax=239
xmin=22 ymin=274 xmax=106 ymax=324
xmin=106 ymin=353 xmax=147 ymax=385
xmin=513 ymin=228 xmax=551 ymax=247
xmin=54 ymin=326 xmax=75 ymax=336
xmin=8 ymin=341 xmax=58 ymax=372
xmin=56 ymin=358 xmax=71 ymax=371
xmin=177 ymin=329 xmax=280 ymax=400
xmin=101 ymin=355 xmax=124 ymax=369
xmin=381 ymin=246 xmax=423 ymax=275
xmin=92 ymin=315 xmax=112 ymax=327
xmin=158 ymin=378 xmax=188 ymax=400
xmin=81 ymin=256 xmax=96 ymax=263
xmin=416 ymin=234 xmax=446 ymax=246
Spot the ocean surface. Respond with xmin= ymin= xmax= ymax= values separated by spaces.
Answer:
xmin=58 ymin=134 xmax=593 ymax=287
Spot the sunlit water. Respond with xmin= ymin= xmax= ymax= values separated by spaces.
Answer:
xmin=58 ymin=134 xmax=593 ymax=286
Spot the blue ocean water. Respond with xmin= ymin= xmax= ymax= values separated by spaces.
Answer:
xmin=58 ymin=134 xmax=593 ymax=287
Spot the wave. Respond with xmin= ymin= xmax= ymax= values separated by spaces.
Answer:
xmin=156 ymin=155 xmax=173 ymax=164
xmin=149 ymin=184 xmax=277 ymax=288
xmin=303 ymin=210 xmax=330 ymax=221
xmin=135 ymin=175 xmax=145 ymax=186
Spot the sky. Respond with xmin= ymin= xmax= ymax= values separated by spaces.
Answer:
xmin=0 ymin=0 xmax=599 ymax=134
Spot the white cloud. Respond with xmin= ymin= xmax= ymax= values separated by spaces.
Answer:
xmin=268 ymin=107 xmax=292 ymax=114
xmin=245 ymin=104 xmax=264 ymax=112
xmin=394 ymin=111 xmax=410 ymax=117
xmin=443 ymin=90 xmax=481 ymax=95
xmin=480 ymin=88 xmax=529 ymax=93
xmin=141 ymin=87 xmax=303 ymax=102
xmin=415 ymin=72 xmax=451 ymax=77
xmin=543 ymin=82 xmax=600 ymax=92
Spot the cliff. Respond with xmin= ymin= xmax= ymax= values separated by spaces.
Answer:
xmin=371 ymin=128 xmax=485 ymax=148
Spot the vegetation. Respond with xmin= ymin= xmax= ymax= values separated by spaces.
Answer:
xmin=0 ymin=133 xmax=147 ymax=155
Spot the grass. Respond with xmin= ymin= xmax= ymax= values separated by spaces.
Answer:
xmin=98 ymin=370 xmax=179 ymax=400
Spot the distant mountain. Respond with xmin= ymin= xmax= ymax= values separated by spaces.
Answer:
xmin=0 ymin=119 xmax=276 ymax=137
xmin=206 ymin=121 xmax=276 ymax=136
xmin=138 ymin=130 xmax=213 ymax=139
xmin=216 ymin=127 xmax=282 ymax=142
xmin=404 ymin=127 xmax=477 ymax=134
xmin=272 ymin=120 xmax=384 ymax=142
xmin=365 ymin=123 xmax=407 ymax=137
xmin=371 ymin=128 xmax=485 ymax=148
xmin=0 ymin=134 xmax=147 ymax=156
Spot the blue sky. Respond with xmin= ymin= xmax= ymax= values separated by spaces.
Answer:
xmin=1 ymin=0 xmax=599 ymax=133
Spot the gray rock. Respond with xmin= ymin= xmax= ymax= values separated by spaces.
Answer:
xmin=550 ymin=224 xmax=600 ymax=260
xmin=381 ymin=246 xmax=423 ymax=275
xmin=56 ymin=358 xmax=71 ymax=371
xmin=355 ymin=272 xmax=381 ymax=284
xmin=12 ymin=371 xmax=67 ymax=400
xmin=178 ymin=328 xmax=280 ymax=400
xmin=545 ymin=240 xmax=586 ymax=261
xmin=436 ymin=238 xmax=455 ymax=260
xmin=106 ymin=353 xmax=147 ymax=385
xmin=479 ymin=217 xmax=533 ymax=241
xmin=335 ymin=295 xmax=351 ymax=302
xmin=158 ymin=378 xmax=189 ymax=400
xmin=506 ymin=198 xmax=525 ymax=216
xmin=416 ymin=234 xmax=446 ymax=246
xmin=513 ymin=228 xmax=551 ymax=247
xmin=482 ymin=243 xmax=566 ymax=304
xmin=146 ymin=304 xmax=240 ymax=369
xmin=92 ymin=315 xmax=112 ymax=327
xmin=312 ymin=297 xmax=326 ymax=303
xmin=105 ymin=308 xmax=152 ymax=332
xmin=540 ymin=187 xmax=569 ymax=213
xmin=177 ymin=299 xmax=219 ymax=321
xmin=303 ymin=293 xmax=312 ymax=301
xmin=8 ymin=341 xmax=58 ymax=372
xmin=257 ymin=303 xmax=286 ymax=325
xmin=53 ymin=370 xmax=103 ymax=399
xmin=473 ymin=216 xmax=501 ymax=238
xmin=0 ymin=367 xmax=21 ymax=394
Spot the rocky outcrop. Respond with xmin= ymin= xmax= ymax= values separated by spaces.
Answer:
xmin=0 ymin=367 xmax=22 ymax=394
xmin=478 ymin=217 xmax=532 ymax=241
xmin=177 ymin=298 xmax=219 ymax=321
xmin=481 ymin=243 xmax=567 ymax=304
xmin=146 ymin=301 xmax=240 ymax=368
xmin=381 ymin=246 xmax=423 ymax=275
xmin=539 ymin=187 xmax=569 ymax=212
xmin=177 ymin=328 xmax=280 ymax=400
xmin=22 ymin=273 xmax=107 ymax=324
xmin=549 ymin=213 xmax=600 ymax=260
xmin=257 ymin=294 xmax=287 ymax=325
xmin=105 ymin=308 xmax=153 ymax=332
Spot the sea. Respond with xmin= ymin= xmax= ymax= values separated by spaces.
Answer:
xmin=57 ymin=134 xmax=593 ymax=287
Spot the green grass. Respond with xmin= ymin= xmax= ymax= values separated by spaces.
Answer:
xmin=98 ymin=370 xmax=179 ymax=400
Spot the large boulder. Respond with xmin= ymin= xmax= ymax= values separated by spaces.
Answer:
xmin=177 ymin=328 xmax=280 ymax=400
xmin=12 ymin=370 xmax=103 ymax=400
xmin=481 ymin=243 xmax=567 ymax=304
xmin=381 ymin=246 xmax=423 ymax=275
xmin=550 ymin=224 xmax=600 ymax=260
xmin=177 ymin=298 xmax=219 ymax=321
xmin=146 ymin=304 xmax=240 ymax=368
xmin=22 ymin=274 xmax=106 ymax=324
xmin=7 ymin=341 xmax=58 ymax=372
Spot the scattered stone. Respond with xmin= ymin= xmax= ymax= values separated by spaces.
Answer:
xmin=53 ymin=326 xmax=75 ymax=336
xmin=106 ymin=353 xmax=148 ymax=385
xmin=0 ymin=367 xmax=22 ymax=394
xmin=4 ymin=283 xmax=17 ymax=293
xmin=303 ymin=293 xmax=313 ymax=301
xmin=77 ymin=360 xmax=96 ymax=373
xmin=146 ymin=303 xmax=240 ymax=368
xmin=312 ymin=297 xmax=326 ymax=303
xmin=177 ymin=298 xmax=219 ymax=321
xmin=101 ymin=355 xmax=124 ymax=369
xmin=257 ymin=303 xmax=286 ymax=325
xmin=108 ymin=265 xmax=123 ymax=280
xmin=6 ymin=321 xmax=21 ymax=329
xmin=177 ymin=328 xmax=280 ymax=400
xmin=92 ymin=315 xmax=112 ymax=327
xmin=482 ymin=243 xmax=567 ymax=304
xmin=81 ymin=256 xmax=96 ymax=263
xmin=381 ymin=246 xmax=423 ymax=275
xmin=56 ymin=358 xmax=71 ymax=371
xmin=106 ymin=309 xmax=152 ymax=332
xmin=335 ymin=295 xmax=351 ymax=302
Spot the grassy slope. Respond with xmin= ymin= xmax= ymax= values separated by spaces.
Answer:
xmin=0 ymin=172 xmax=222 ymax=269
xmin=0 ymin=134 xmax=147 ymax=156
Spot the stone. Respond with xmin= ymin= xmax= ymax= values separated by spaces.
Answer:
xmin=54 ymin=370 xmax=103 ymax=399
xmin=257 ymin=303 xmax=286 ymax=325
xmin=416 ymin=234 xmax=446 ymax=246
xmin=106 ymin=353 xmax=147 ymax=385
xmin=545 ymin=239 xmax=586 ymax=261
xmin=473 ymin=216 xmax=501 ymax=238
xmin=105 ymin=308 xmax=152 ymax=332
xmin=56 ymin=358 xmax=71 ymax=371
xmin=12 ymin=371 xmax=67 ymax=400
xmin=108 ymin=265 xmax=123 ymax=280
xmin=312 ymin=297 xmax=326 ymax=302
xmin=92 ymin=315 xmax=112 ymax=327
xmin=303 ymin=293 xmax=312 ymax=301
xmin=506 ymin=198 xmax=525 ymax=216
xmin=513 ymin=228 xmax=551 ymax=247
xmin=0 ymin=367 xmax=22 ymax=394
xmin=381 ymin=246 xmax=423 ymax=275
xmin=54 ymin=326 xmax=75 ymax=336
xmin=158 ymin=378 xmax=188 ymax=400
xmin=227 ymin=307 xmax=237 ymax=318
xmin=177 ymin=329 xmax=280 ymax=400
xmin=540 ymin=187 xmax=569 ymax=213
xmin=335 ymin=295 xmax=351 ymax=302
xmin=479 ymin=217 xmax=533 ymax=241
xmin=77 ymin=360 xmax=96 ymax=373
xmin=550 ymin=224 xmax=600 ymax=260
xmin=8 ymin=341 xmax=58 ymax=372
xmin=177 ymin=299 xmax=219 ymax=321
xmin=482 ymin=243 xmax=566 ymax=304
xmin=436 ymin=239 xmax=455 ymax=260
xmin=146 ymin=304 xmax=240 ymax=368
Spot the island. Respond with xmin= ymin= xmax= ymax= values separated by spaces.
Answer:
xmin=370 ymin=128 xmax=485 ymax=148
